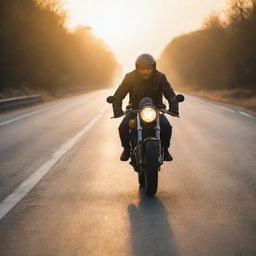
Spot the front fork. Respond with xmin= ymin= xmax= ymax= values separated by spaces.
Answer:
xmin=136 ymin=113 xmax=163 ymax=167
xmin=136 ymin=114 xmax=144 ymax=165
xmin=155 ymin=114 xmax=164 ymax=164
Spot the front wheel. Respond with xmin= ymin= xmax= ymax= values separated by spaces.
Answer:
xmin=143 ymin=140 xmax=160 ymax=197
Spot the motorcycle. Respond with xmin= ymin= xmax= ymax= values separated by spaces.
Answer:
xmin=106 ymin=94 xmax=184 ymax=197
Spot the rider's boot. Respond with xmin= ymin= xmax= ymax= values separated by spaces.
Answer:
xmin=163 ymin=148 xmax=173 ymax=161
xmin=120 ymin=146 xmax=131 ymax=161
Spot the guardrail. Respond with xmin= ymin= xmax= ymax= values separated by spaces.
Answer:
xmin=0 ymin=95 xmax=42 ymax=110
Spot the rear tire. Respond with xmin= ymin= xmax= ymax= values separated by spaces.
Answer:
xmin=143 ymin=140 xmax=159 ymax=197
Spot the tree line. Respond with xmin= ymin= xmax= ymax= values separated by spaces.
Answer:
xmin=0 ymin=0 xmax=119 ymax=97
xmin=159 ymin=0 xmax=256 ymax=94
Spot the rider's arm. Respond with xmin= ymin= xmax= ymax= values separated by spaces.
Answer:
xmin=113 ymin=74 xmax=130 ymax=116
xmin=161 ymin=74 xmax=179 ymax=114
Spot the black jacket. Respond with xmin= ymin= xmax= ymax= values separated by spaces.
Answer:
xmin=113 ymin=69 xmax=178 ymax=115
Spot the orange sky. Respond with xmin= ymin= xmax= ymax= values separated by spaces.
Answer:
xmin=62 ymin=0 xmax=228 ymax=72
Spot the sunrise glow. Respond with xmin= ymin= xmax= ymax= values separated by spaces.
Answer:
xmin=63 ymin=0 xmax=228 ymax=72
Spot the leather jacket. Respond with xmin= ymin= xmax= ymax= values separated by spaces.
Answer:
xmin=113 ymin=69 xmax=178 ymax=115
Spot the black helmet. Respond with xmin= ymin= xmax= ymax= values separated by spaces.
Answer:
xmin=135 ymin=53 xmax=156 ymax=69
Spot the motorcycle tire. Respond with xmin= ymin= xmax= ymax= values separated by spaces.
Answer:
xmin=143 ymin=140 xmax=160 ymax=197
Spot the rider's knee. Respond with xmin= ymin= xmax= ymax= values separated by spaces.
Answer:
xmin=118 ymin=120 xmax=129 ymax=132
xmin=167 ymin=122 xmax=172 ymax=131
xmin=160 ymin=115 xmax=172 ymax=131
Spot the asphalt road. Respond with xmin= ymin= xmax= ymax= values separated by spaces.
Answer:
xmin=0 ymin=89 xmax=255 ymax=256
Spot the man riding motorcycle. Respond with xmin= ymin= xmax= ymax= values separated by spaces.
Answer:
xmin=112 ymin=53 xmax=179 ymax=162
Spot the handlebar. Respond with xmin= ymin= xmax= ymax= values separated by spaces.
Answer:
xmin=110 ymin=109 xmax=137 ymax=119
xmin=159 ymin=109 xmax=180 ymax=118
xmin=111 ymin=108 xmax=180 ymax=119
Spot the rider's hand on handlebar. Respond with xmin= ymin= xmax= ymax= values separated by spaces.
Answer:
xmin=168 ymin=109 xmax=179 ymax=116
xmin=113 ymin=109 xmax=124 ymax=118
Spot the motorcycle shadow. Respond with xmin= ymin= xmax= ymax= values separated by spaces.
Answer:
xmin=128 ymin=189 xmax=179 ymax=256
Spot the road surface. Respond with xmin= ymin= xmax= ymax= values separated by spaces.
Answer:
xmin=0 ymin=89 xmax=255 ymax=256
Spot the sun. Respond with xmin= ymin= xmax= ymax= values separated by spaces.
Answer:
xmin=66 ymin=2 xmax=138 ymax=47
xmin=91 ymin=6 xmax=136 ymax=42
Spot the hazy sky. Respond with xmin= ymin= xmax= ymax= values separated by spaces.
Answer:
xmin=62 ymin=0 xmax=228 ymax=72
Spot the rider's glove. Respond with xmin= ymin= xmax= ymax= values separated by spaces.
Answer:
xmin=168 ymin=96 xmax=179 ymax=115
xmin=113 ymin=109 xmax=124 ymax=118
xmin=168 ymin=109 xmax=179 ymax=116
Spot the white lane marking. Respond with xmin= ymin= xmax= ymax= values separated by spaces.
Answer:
xmin=238 ymin=111 xmax=256 ymax=119
xmin=214 ymin=105 xmax=235 ymax=113
xmin=0 ymin=109 xmax=44 ymax=126
xmin=0 ymin=101 xmax=66 ymax=126
xmin=0 ymin=105 xmax=109 ymax=220
xmin=206 ymin=101 xmax=255 ymax=119
xmin=0 ymin=90 xmax=104 ymax=127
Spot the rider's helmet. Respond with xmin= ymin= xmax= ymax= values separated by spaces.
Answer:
xmin=135 ymin=53 xmax=156 ymax=69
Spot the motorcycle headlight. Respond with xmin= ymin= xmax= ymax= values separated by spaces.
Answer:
xmin=140 ymin=107 xmax=157 ymax=123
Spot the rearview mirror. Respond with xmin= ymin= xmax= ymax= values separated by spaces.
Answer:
xmin=176 ymin=94 xmax=185 ymax=102
xmin=106 ymin=96 xmax=116 ymax=103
